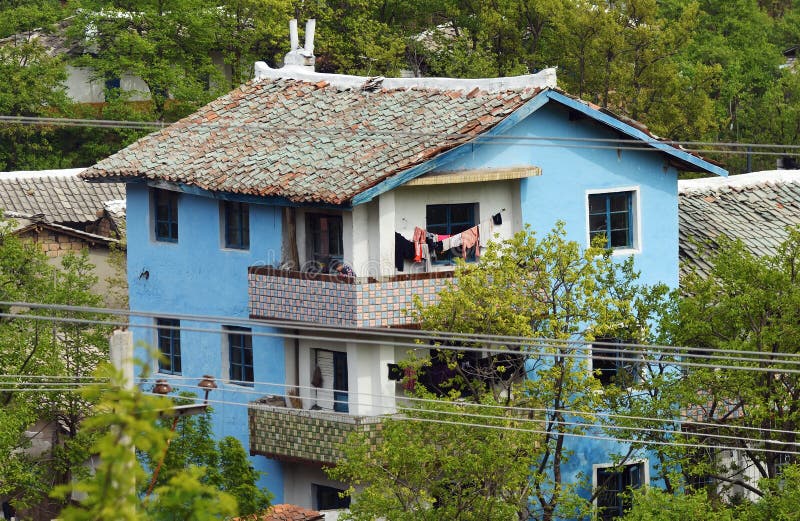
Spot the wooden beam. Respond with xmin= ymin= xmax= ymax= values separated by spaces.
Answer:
xmin=403 ymin=166 xmax=541 ymax=186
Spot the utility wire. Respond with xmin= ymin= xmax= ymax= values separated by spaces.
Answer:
xmin=5 ymin=309 xmax=800 ymax=376
xmin=136 ymin=390 xmax=800 ymax=457
xmin=6 ymin=301 xmax=800 ymax=369
xmin=0 ymin=115 xmax=798 ymax=152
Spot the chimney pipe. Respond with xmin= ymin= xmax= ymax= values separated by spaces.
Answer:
xmin=289 ymin=19 xmax=299 ymax=51
xmin=304 ymin=19 xmax=316 ymax=55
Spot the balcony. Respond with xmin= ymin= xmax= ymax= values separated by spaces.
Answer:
xmin=248 ymin=402 xmax=383 ymax=465
xmin=248 ymin=267 xmax=454 ymax=328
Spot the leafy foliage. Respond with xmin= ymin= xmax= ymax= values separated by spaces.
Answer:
xmin=53 ymin=363 xmax=238 ymax=521
xmin=332 ymin=224 xmax=668 ymax=521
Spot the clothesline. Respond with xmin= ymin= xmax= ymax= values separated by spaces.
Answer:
xmin=395 ymin=209 xmax=506 ymax=272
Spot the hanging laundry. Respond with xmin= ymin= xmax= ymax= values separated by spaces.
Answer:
xmin=413 ymin=227 xmax=426 ymax=262
xmin=395 ymin=232 xmax=414 ymax=272
xmin=442 ymin=233 xmax=462 ymax=251
xmin=461 ymin=226 xmax=479 ymax=258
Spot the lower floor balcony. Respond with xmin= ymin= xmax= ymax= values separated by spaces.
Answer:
xmin=248 ymin=267 xmax=454 ymax=328
xmin=248 ymin=401 xmax=383 ymax=465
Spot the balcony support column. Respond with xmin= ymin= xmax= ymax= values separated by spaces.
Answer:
xmin=378 ymin=192 xmax=396 ymax=276
xmin=352 ymin=204 xmax=370 ymax=277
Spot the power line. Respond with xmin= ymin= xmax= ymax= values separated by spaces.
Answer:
xmin=1 ymin=115 xmax=799 ymax=157
xmin=8 ymin=309 xmax=800 ymax=375
xmin=132 ymin=390 xmax=800 ymax=457
xmin=6 ymin=302 xmax=800 ymax=370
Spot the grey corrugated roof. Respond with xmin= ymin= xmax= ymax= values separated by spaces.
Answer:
xmin=0 ymin=169 xmax=125 ymax=225
xmin=678 ymin=170 xmax=800 ymax=277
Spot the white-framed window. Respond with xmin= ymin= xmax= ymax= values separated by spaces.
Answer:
xmin=586 ymin=187 xmax=640 ymax=253
xmin=591 ymin=337 xmax=641 ymax=387
xmin=593 ymin=459 xmax=649 ymax=520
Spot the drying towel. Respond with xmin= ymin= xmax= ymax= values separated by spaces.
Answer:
xmin=461 ymin=226 xmax=479 ymax=258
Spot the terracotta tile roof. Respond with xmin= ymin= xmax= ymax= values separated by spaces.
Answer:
xmin=232 ymin=504 xmax=325 ymax=521
xmin=679 ymin=170 xmax=800 ymax=277
xmin=82 ymin=78 xmax=540 ymax=205
xmin=0 ymin=169 xmax=125 ymax=225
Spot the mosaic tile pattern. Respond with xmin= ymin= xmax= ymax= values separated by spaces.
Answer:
xmin=248 ymin=268 xmax=454 ymax=327
xmin=248 ymin=404 xmax=383 ymax=465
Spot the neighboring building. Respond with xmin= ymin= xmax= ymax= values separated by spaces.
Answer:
xmin=81 ymin=19 xmax=726 ymax=515
xmin=0 ymin=18 xmax=231 ymax=104
xmin=679 ymin=170 xmax=800 ymax=277
xmin=0 ymin=168 xmax=126 ymax=302
xmin=679 ymin=170 xmax=800 ymax=502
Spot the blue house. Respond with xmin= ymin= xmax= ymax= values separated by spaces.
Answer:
xmin=82 ymin=25 xmax=725 ymax=516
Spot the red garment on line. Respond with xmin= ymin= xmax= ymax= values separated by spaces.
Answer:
xmin=413 ymin=227 xmax=426 ymax=262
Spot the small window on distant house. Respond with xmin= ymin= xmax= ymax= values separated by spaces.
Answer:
xmin=223 ymin=201 xmax=250 ymax=249
xmin=307 ymin=214 xmax=343 ymax=269
xmin=426 ymin=203 xmax=478 ymax=263
xmin=153 ymin=189 xmax=179 ymax=242
xmin=588 ymin=191 xmax=634 ymax=249
xmin=156 ymin=318 xmax=181 ymax=374
xmin=226 ymin=326 xmax=253 ymax=385
xmin=595 ymin=461 xmax=646 ymax=520
xmin=592 ymin=337 xmax=640 ymax=387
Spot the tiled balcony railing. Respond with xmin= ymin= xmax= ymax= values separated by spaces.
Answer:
xmin=248 ymin=267 xmax=454 ymax=327
xmin=248 ymin=402 xmax=383 ymax=465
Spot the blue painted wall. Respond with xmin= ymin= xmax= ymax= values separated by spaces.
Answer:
xmin=126 ymin=182 xmax=285 ymax=500
xmin=444 ymin=101 xmax=679 ymax=288
xmin=442 ymin=100 xmax=680 ymax=499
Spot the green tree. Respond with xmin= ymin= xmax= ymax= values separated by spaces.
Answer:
xmin=53 ymin=363 xmax=238 ymax=521
xmin=332 ymin=223 xmax=667 ymax=521
xmin=140 ymin=397 xmax=272 ymax=517
xmin=0 ymin=212 xmax=116 ymax=516
xmin=664 ymin=228 xmax=800 ymax=496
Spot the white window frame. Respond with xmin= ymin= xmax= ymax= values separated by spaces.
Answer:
xmin=592 ymin=459 xmax=650 ymax=518
xmin=585 ymin=186 xmax=641 ymax=255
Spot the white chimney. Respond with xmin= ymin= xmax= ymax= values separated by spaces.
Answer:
xmin=283 ymin=18 xmax=316 ymax=71
xmin=289 ymin=19 xmax=299 ymax=51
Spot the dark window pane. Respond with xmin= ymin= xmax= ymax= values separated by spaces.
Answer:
xmin=426 ymin=205 xmax=448 ymax=226
xmin=589 ymin=214 xmax=607 ymax=233
xmin=610 ymin=213 xmax=629 ymax=230
xmin=610 ymin=230 xmax=629 ymax=247
xmin=609 ymin=193 xmax=629 ymax=212
xmin=588 ymin=195 xmax=606 ymax=213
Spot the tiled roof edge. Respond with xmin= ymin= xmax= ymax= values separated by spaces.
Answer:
xmin=679 ymin=170 xmax=800 ymax=193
